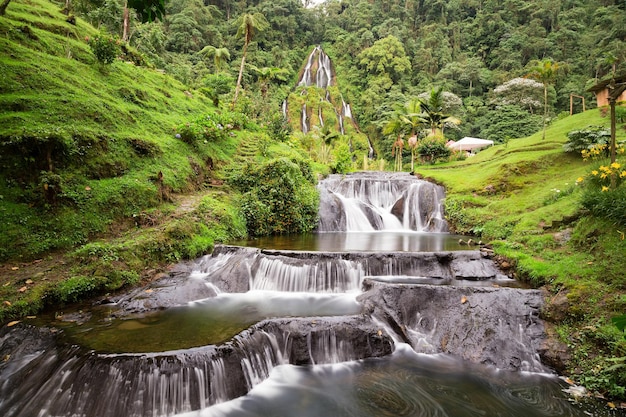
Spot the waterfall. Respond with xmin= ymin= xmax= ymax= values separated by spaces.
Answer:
xmin=203 ymin=245 xmax=510 ymax=296
xmin=298 ymin=47 xmax=316 ymax=86
xmin=337 ymin=110 xmax=345 ymax=135
xmin=307 ymin=329 xmax=355 ymax=364
xmin=298 ymin=46 xmax=333 ymax=88
xmin=0 ymin=167 xmax=571 ymax=417
xmin=342 ymin=99 xmax=352 ymax=119
xmin=281 ymin=100 xmax=287 ymax=119
xmin=239 ymin=331 xmax=286 ymax=389
xmin=318 ymin=106 xmax=324 ymax=127
xmin=317 ymin=172 xmax=449 ymax=233
xmin=249 ymin=255 xmax=363 ymax=293
xmin=316 ymin=47 xmax=332 ymax=88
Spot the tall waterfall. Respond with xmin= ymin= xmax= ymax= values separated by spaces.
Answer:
xmin=297 ymin=45 xmax=333 ymax=88
xmin=293 ymin=46 xmax=358 ymax=136
xmin=318 ymin=172 xmax=449 ymax=233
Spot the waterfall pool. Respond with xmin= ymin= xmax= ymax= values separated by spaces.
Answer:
xmin=233 ymin=231 xmax=472 ymax=252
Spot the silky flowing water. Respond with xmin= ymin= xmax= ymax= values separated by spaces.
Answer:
xmin=1 ymin=172 xmax=622 ymax=417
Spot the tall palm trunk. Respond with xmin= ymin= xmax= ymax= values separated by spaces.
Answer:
xmin=233 ymin=41 xmax=248 ymax=107
xmin=542 ymin=85 xmax=547 ymax=140
xmin=122 ymin=1 xmax=130 ymax=41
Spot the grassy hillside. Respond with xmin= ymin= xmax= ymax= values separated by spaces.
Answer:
xmin=0 ymin=0 xmax=318 ymax=324
xmin=420 ymin=109 xmax=626 ymax=398
xmin=0 ymin=0 xmax=257 ymax=318
xmin=0 ymin=0 xmax=242 ymax=262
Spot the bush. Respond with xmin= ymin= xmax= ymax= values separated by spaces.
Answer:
xmin=331 ymin=143 xmax=352 ymax=173
xmin=175 ymin=110 xmax=250 ymax=146
xmin=86 ymin=32 xmax=120 ymax=65
xmin=563 ymin=126 xmax=611 ymax=154
xmin=417 ymin=137 xmax=451 ymax=164
xmin=475 ymin=105 xmax=542 ymax=142
xmin=267 ymin=112 xmax=292 ymax=142
xmin=581 ymin=186 xmax=626 ymax=227
xmin=228 ymin=157 xmax=319 ymax=236
xmin=52 ymin=275 xmax=104 ymax=304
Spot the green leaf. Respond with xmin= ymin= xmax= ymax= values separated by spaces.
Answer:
xmin=611 ymin=314 xmax=626 ymax=332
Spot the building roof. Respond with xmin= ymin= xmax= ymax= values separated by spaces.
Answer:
xmin=587 ymin=73 xmax=626 ymax=93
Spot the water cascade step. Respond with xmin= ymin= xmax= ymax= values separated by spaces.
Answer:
xmin=318 ymin=172 xmax=448 ymax=232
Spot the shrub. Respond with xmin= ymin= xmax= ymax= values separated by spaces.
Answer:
xmin=52 ymin=275 xmax=104 ymax=304
xmin=563 ymin=126 xmax=611 ymax=154
xmin=267 ymin=112 xmax=292 ymax=142
xmin=175 ymin=110 xmax=250 ymax=146
xmin=581 ymin=186 xmax=626 ymax=227
xmin=417 ymin=137 xmax=451 ymax=164
xmin=475 ymin=105 xmax=542 ymax=142
xmin=331 ymin=143 xmax=352 ymax=173
xmin=86 ymin=32 xmax=120 ymax=65
xmin=228 ymin=157 xmax=319 ymax=235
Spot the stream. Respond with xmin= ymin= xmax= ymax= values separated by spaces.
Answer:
xmin=0 ymin=172 xmax=622 ymax=417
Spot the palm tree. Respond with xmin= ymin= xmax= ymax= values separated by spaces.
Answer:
xmin=526 ymin=59 xmax=562 ymax=140
xmin=198 ymin=46 xmax=231 ymax=73
xmin=383 ymin=99 xmax=425 ymax=171
xmin=419 ymin=87 xmax=461 ymax=136
xmin=248 ymin=65 xmax=289 ymax=99
xmin=232 ymin=12 xmax=269 ymax=107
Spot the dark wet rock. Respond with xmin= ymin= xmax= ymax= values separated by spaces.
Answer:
xmin=0 ymin=316 xmax=392 ymax=417
xmin=0 ymin=324 xmax=58 ymax=372
xmin=111 ymin=275 xmax=218 ymax=317
xmin=358 ymin=279 xmax=547 ymax=372
xmin=541 ymin=290 xmax=570 ymax=322
xmin=538 ymin=322 xmax=571 ymax=373
xmin=56 ymin=310 xmax=92 ymax=324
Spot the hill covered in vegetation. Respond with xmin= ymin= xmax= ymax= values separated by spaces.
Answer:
xmin=1 ymin=0 xmax=626 ymax=403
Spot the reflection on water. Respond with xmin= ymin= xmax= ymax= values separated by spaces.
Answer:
xmin=234 ymin=231 xmax=472 ymax=252
xmin=54 ymin=291 xmax=362 ymax=353
xmin=178 ymin=345 xmax=610 ymax=417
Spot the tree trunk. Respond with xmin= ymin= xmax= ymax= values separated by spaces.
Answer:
xmin=542 ymin=85 xmax=547 ymax=140
xmin=0 ymin=0 xmax=12 ymax=15
xmin=122 ymin=5 xmax=130 ymax=42
xmin=232 ymin=41 xmax=248 ymax=107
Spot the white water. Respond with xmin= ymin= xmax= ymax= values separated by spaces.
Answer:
xmin=318 ymin=173 xmax=449 ymax=233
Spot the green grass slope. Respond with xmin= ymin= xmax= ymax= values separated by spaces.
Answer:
xmin=0 ymin=0 xmax=253 ymax=321
xmin=0 ymin=0 xmax=241 ymax=261
xmin=420 ymin=110 xmax=626 ymax=399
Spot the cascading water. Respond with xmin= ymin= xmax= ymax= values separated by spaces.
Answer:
xmin=297 ymin=45 xmax=332 ymax=88
xmin=293 ymin=46 xmax=359 ymax=136
xmin=318 ymin=172 xmax=448 ymax=232
xmin=0 ymin=172 xmax=606 ymax=417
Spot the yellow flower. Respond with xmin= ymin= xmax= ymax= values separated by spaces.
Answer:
xmin=602 ymin=186 xmax=609 ymax=192
xmin=600 ymin=165 xmax=610 ymax=173
xmin=591 ymin=170 xmax=599 ymax=176
xmin=619 ymin=148 xmax=625 ymax=154
xmin=621 ymin=170 xmax=626 ymax=178
xmin=576 ymin=176 xmax=584 ymax=183
xmin=600 ymin=173 xmax=607 ymax=179
xmin=611 ymin=162 xmax=621 ymax=169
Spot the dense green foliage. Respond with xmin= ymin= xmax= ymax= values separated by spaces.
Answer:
xmin=228 ymin=157 xmax=319 ymax=235
xmin=58 ymin=0 xmax=625 ymax=163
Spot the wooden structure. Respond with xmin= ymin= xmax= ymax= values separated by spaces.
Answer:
xmin=588 ymin=75 xmax=626 ymax=165
xmin=588 ymin=74 xmax=626 ymax=107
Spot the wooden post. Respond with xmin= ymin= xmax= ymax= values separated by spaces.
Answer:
xmin=569 ymin=94 xmax=586 ymax=115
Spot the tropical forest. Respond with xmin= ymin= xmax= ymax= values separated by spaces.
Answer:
xmin=1 ymin=0 xmax=626 ymax=415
